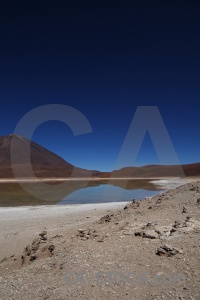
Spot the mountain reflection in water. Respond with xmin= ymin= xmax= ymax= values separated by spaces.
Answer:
xmin=0 ymin=179 xmax=164 ymax=206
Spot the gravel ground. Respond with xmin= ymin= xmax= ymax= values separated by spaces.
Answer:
xmin=0 ymin=180 xmax=200 ymax=299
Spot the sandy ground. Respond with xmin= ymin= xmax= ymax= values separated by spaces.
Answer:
xmin=0 ymin=180 xmax=200 ymax=299
xmin=0 ymin=202 xmax=125 ymax=260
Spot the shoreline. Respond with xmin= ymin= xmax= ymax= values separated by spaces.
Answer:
xmin=0 ymin=201 xmax=126 ymax=213
xmin=0 ymin=176 xmax=184 ymax=183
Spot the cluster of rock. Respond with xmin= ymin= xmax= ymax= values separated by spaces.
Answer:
xmin=21 ymin=230 xmax=55 ymax=265
xmin=77 ymin=228 xmax=99 ymax=240
xmin=156 ymin=244 xmax=182 ymax=257
xmin=98 ymin=214 xmax=113 ymax=223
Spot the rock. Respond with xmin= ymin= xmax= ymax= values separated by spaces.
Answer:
xmin=174 ymin=221 xmax=181 ymax=228
xmin=162 ymin=244 xmax=174 ymax=251
xmin=0 ymin=257 xmax=7 ymax=263
xmin=30 ymin=255 xmax=37 ymax=261
xmin=135 ymin=231 xmax=143 ymax=236
xmin=135 ymin=228 xmax=159 ymax=239
xmin=196 ymin=198 xmax=200 ymax=204
xmin=77 ymin=228 xmax=99 ymax=240
xmin=142 ymin=222 xmax=155 ymax=230
xmin=24 ymin=245 xmax=31 ymax=256
xmin=146 ymin=222 xmax=152 ymax=227
xmin=39 ymin=230 xmax=47 ymax=237
xmin=170 ymin=249 xmax=179 ymax=255
xmin=182 ymin=206 xmax=187 ymax=213
xmin=156 ymin=244 xmax=180 ymax=256
xmin=190 ymin=186 xmax=199 ymax=191
xmin=52 ymin=234 xmax=63 ymax=239
xmin=21 ymin=255 xmax=25 ymax=265
xmin=78 ymin=229 xmax=87 ymax=234
xmin=98 ymin=214 xmax=113 ymax=223
xmin=48 ymin=245 xmax=55 ymax=253
xmin=156 ymin=248 xmax=168 ymax=256
xmin=143 ymin=230 xmax=159 ymax=239
xmin=156 ymin=198 xmax=162 ymax=204
xmin=97 ymin=238 xmax=104 ymax=242
xmin=32 ymin=239 xmax=40 ymax=252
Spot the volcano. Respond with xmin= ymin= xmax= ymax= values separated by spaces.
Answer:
xmin=0 ymin=134 xmax=100 ymax=179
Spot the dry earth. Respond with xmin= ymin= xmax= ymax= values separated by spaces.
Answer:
xmin=0 ymin=181 xmax=200 ymax=300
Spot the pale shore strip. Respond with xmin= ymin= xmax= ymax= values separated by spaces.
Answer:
xmin=0 ymin=176 xmax=183 ymax=183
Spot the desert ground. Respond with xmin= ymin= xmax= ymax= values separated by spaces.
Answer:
xmin=0 ymin=180 xmax=200 ymax=299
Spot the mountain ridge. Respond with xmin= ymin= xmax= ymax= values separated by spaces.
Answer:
xmin=0 ymin=134 xmax=200 ymax=179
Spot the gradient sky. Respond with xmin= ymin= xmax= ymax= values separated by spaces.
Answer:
xmin=0 ymin=1 xmax=200 ymax=171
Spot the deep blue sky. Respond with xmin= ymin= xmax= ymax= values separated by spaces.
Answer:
xmin=0 ymin=1 xmax=200 ymax=171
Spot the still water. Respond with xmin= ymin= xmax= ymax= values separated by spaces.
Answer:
xmin=59 ymin=184 xmax=162 ymax=204
xmin=0 ymin=179 xmax=164 ymax=207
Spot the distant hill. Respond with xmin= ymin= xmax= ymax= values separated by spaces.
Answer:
xmin=0 ymin=134 xmax=199 ymax=179
xmin=0 ymin=134 xmax=100 ymax=178
xmin=110 ymin=163 xmax=200 ymax=178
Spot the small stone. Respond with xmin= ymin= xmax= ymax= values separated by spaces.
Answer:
xmin=143 ymin=230 xmax=159 ymax=239
xmin=39 ymin=230 xmax=47 ymax=237
xmin=98 ymin=214 xmax=113 ymax=223
xmin=24 ymin=245 xmax=31 ymax=256
xmin=48 ymin=245 xmax=55 ymax=253
xmin=156 ymin=198 xmax=162 ymax=204
xmin=162 ymin=244 xmax=174 ymax=252
xmin=156 ymin=244 xmax=180 ymax=256
xmin=135 ymin=231 xmax=143 ymax=236
xmin=97 ymin=238 xmax=104 ymax=242
xmin=30 ymin=255 xmax=37 ymax=261
xmin=170 ymin=249 xmax=179 ymax=255
xmin=78 ymin=229 xmax=87 ymax=233
xmin=31 ymin=239 xmax=40 ymax=252
xmin=21 ymin=255 xmax=25 ymax=265
xmin=0 ymin=257 xmax=7 ymax=263
xmin=156 ymin=248 xmax=167 ymax=256
xmin=174 ymin=221 xmax=181 ymax=228
xmin=182 ymin=206 xmax=187 ymax=213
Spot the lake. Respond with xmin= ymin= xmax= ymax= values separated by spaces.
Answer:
xmin=0 ymin=179 xmax=165 ymax=206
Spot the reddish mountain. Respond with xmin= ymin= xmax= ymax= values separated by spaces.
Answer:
xmin=111 ymin=163 xmax=200 ymax=178
xmin=0 ymin=134 xmax=99 ymax=178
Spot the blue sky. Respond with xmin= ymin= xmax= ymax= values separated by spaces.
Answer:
xmin=0 ymin=1 xmax=200 ymax=171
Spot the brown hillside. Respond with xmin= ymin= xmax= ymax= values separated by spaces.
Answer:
xmin=0 ymin=134 xmax=97 ymax=178
xmin=111 ymin=163 xmax=200 ymax=178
